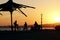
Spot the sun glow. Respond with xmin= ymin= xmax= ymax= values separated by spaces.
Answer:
xmin=50 ymin=11 xmax=60 ymax=23
xmin=54 ymin=17 xmax=60 ymax=22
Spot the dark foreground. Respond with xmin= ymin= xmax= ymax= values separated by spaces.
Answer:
xmin=0 ymin=30 xmax=60 ymax=40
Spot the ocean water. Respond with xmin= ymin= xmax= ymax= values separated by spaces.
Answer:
xmin=0 ymin=27 xmax=55 ymax=31
xmin=42 ymin=27 xmax=55 ymax=30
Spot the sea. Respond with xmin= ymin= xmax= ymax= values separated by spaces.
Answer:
xmin=0 ymin=27 xmax=55 ymax=31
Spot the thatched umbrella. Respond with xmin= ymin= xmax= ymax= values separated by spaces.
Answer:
xmin=0 ymin=0 xmax=35 ymax=31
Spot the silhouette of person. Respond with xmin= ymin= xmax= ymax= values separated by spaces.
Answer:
xmin=34 ymin=21 xmax=40 ymax=31
xmin=14 ymin=20 xmax=18 ymax=31
xmin=23 ymin=22 xmax=28 ymax=31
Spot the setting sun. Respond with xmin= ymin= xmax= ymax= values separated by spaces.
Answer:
xmin=54 ymin=17 xmax=60 ymax=22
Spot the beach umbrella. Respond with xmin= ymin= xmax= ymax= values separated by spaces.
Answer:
xmin=0 ymin=0 xmax=35 ymax=31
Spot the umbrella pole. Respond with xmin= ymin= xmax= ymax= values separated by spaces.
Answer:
xmin=10 ymin=12 xmax=13 ymax=31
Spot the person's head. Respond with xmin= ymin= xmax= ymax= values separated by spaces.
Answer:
xmin=8 ymin=0 xmax=13 ymax=2
xmin=15 ymin=20 xmax=17 ymax=23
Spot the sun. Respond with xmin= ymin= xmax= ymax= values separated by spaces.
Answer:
xmin=54 ymin=17 xmax=60 ymax=22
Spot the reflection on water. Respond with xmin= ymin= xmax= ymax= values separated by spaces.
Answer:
xmin=42 ymin=27 xmax=55 ymax=30
xmin=0 ymin=27 xmax=55 ymax=31
xmin=0 ymin=28 xmax=11 ymax=31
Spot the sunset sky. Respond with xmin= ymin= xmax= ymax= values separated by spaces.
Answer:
xmin=0 ymin=0 xmax=60 ymax=26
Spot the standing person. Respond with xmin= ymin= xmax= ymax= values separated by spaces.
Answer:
xmin=34 ymin=21 xmax=39 ymax=31
xmin=24 ymin=22 xmax=28 ymax=31
xmin=14 ymin=20 xmax=18 ymax=31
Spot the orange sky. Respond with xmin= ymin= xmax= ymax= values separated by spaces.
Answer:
xmin=0 ymin=0 xmax=60 ymax=26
